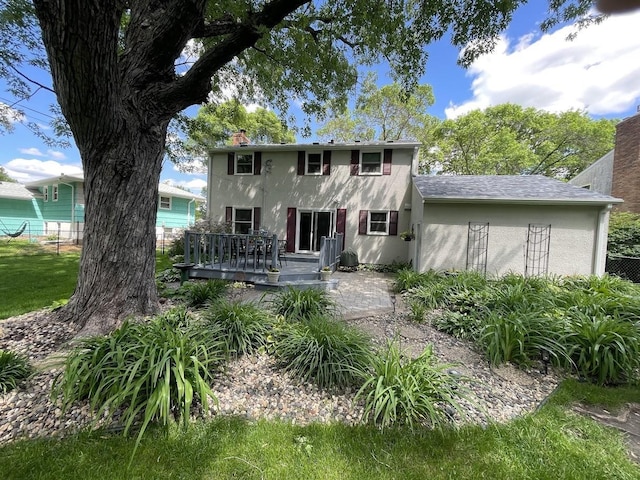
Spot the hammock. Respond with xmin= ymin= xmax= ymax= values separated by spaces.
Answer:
xmin=0 ymin=220 xmax=28 ymax=239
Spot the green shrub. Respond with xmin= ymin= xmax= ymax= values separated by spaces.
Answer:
xmin=274 ymin=315 xmax=372 ymax=389
xmin=479 ymin=310 xmax=565 ymax=367
xmin=0 ymin=349 xmax=32 ymax=394
xmin=432 ymin=311 xmax=482 ymax=340
xmin=607 ymin=211 xmax=640 ymax=257
xmin=203 ymin=300 xmax=272 ymax=356
xmin=179 ymin=279 xmax=228 ymax=308
xmin=355 ymin=341 xmax=468 ymax=430
xmin=563 ymin=310 xmax=640 ymax=385
xmin=270 ymin=287 xmax=337 ymax=322
xmin=52 ymin=309 xmax=227 ymax=460
xmin=393 ymin=269 xmax=438 ymax=292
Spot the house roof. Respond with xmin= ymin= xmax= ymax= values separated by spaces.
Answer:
xmin=0 ymin=181 xmax=36 ymax=200
xmin=413 ymin=175 xmax=623 ymax=206
xmin=208 ymin=140 xmax=421 ymax=153
xmin=25 ymin=175 xmax=204 ymax=201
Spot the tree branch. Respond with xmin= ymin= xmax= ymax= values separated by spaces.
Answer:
xmin=7 ymin=64 xmax=55 ymax=94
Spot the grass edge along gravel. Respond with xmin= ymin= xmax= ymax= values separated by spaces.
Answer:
xmin=1 ymin=380 xmax=639 ymax=479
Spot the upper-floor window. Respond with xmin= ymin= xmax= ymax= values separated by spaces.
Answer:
xmin=236 ymin=153 xmax=254 ymax=175
xmin=361 ymin=151 xmax=383 ymax=175
xmin=52 ymin=185 xmax=59 ymax=201
xmin=351 ymin=149 xmax=392 ymax=176
xmin=43 ymin=186 xmax=48 ymax=202
xmin=159 ymin=196 xmax=171 ymax=210
xmin=306 ymin=152 xmax=322 ymax=175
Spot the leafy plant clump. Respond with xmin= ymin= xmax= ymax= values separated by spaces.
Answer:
xmin=274 ymin=315 xmax=373 ymax=389
xmin=270 ymin=286 xmax=337 ymax=322
xmin=178 ymin=279 xmax=229 ymax=308
xmin=203 ymin=300 xmax=272 ymax=356
xmin=356 ymin=341 xmax=469 ymax=430
xmin=0 ymin=349 xmax=32 ymax=394
xmin=52 ymin=308 xmax=227 ymax=459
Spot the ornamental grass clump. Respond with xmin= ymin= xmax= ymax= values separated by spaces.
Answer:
xmin=203 ymin=300 xmax=272 ymax=356
xmin=274 ymin=314 xmax=372 ymax=389
xmin=356 ymin=341 xmax=469 ymax=431
xmin=270 ymin=286 xmax=337 ymax=322
xmin=179 ymin=279 xmax=229 ymax=308
xmin=52 ymin=308 xmax=227 ymax=460
xmin=0 ymin=349 xmax=32 ymax=394
xmin=562 ymin=310 xmax=640 ymax=385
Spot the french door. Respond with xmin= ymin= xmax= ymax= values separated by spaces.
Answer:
xmin=298 ymin=210 xmax=334 ymax=252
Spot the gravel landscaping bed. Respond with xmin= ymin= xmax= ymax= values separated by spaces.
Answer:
xmin=0 ymin=305 xmax=561 ymax=445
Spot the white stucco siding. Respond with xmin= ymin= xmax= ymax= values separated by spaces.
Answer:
xmin=208 ymin=147 xmax=415 ymax=264
xmin=419 ymin=203 xmax=600 ymax=277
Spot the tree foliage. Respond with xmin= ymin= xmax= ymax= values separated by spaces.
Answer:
xmin=317 ymin=75 xmax=437 ymax=142
xmin=187 ymin=99 xmax=295 ymax=148
xmin=0 ymin=0 xmax=607 ymax=333
xmin=608 ymin=212 xmax=640 ymax=257
xmin=421 ymin=104 xmax=617 ymax=178
xmin=0 ymin=166 xmax=15 ymax=182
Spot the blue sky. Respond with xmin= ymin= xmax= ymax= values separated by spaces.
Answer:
xmin=2 ymin=4 xmax=640 ymax=194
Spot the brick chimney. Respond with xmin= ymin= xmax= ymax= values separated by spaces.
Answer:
xmin=231 ymin=129 xmax=250 ymax=146
xmin=611 ymin=112 xmax=640 ymax=213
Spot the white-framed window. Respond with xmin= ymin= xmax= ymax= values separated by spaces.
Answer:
xmin=235 ymin=153 xmax=254 ymax=175
xmin=234 ymin=208 xmax=253 ymax=234
xmin=368 ymin=211 xmax=389 ymax=234
xmin=43 ymin=186 xmax=48 ymax=202
xmin=306 ymin=152 xmax=322 ymax=175
xmin=52 ymin=184 xmax=59 ymax=202
xmin=360 ymin=151 xmax=383 ymax=175
xmin=159 ymin=196 xmax=171 ymax=210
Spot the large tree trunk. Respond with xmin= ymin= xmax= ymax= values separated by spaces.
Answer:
xmin=64 ymin=118 xmax=168 ymax=335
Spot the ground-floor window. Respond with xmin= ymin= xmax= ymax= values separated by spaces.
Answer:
xmin=233 ymin=208 xmax=253 ymax=234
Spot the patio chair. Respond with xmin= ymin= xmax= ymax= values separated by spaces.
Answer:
xmin=277 ymin=239 xmax=287 ymax=267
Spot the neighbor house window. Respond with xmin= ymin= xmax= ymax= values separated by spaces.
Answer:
xmin=466 ymin=222 xmax=489 ymax=275
xmin=360 ymin=151 xmax=382 ymax=175
xmin=235 ymin=153 xmax=254 ymax=175
xmin=159 ymin=196 xmax=171 ymax=210
xmin=525 ymin=224 xmax=551 ymax=277
xmin=52 ymin=185 xmax=58 ymax=201
xmin=306 ymin=152 xmax=322 ymax=175
xmin=233 ymin=208 xmax=253 ymax=234
xmin=43 ymin=186 xmax=48 ymax=202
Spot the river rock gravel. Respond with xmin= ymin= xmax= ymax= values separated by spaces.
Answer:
xmin=0 ymin=303 xmax=561 ymax=446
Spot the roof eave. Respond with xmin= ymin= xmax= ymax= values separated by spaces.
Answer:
xmin=208 ymin=141 xmax=422 ymax=154
xmin=420 ymin=196 xmax=624 ymax=206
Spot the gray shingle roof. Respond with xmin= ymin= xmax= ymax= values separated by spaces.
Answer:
xmin=0 ymin=182 xmax=35 ymax=200
xmin=413 ymin=175 xmax=622 ymax=205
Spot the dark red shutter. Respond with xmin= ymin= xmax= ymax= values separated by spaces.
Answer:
xmin=297 ymin=151 xmax=305 ymax=175
xmin=227 ymin=153 xmax=235 ymax=175
xmin=254 ymin=152 xmax=262 ymax=175
xmin=286 ymin=208 xmax=296 ymax=252
xmin=350 ymin=150 xmax=359 ymax=176
xmin=253 ymin=207 xmax=261 ymax=230
xmin=336 ymin=208 xmax=346 ymax=249
xmin=383 ymin=149 xmax=392 ymax=175
xmin=389 ymin=210 xmax=399 ymax=235
xmin=225 ymin=207 xmax=233 ymax=223
xmin=359 ymin=210 xmax=368 ymax=235
xmin=322 ymin=150 xmax=331 ymax=175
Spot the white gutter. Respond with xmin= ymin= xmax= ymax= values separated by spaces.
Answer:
xmin=188 ymin=198 xmax=195 ymax=225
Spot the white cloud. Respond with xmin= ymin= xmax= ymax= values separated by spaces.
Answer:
xmin=2 ymin=158 xmax=82 ymax=183
xmin=446 ymin=10 xmax=640 ymax=118
xmin=163 ymin=178 xmax=207 ymax=192
xmin=19 ymin=147 xmax=44 ymax=156
xmin=0 ymin=103 xmax=24 ymax=126
xmin=47 ymin=150 xmax=66 ymax=160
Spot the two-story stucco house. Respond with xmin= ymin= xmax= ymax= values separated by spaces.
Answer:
xmin=207 ymin=141 xmax=420 ymax=264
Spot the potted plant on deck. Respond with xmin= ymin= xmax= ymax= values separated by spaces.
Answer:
xmin=320 ymin=266 xmax=332 ymax=281
xmin=267 ymin=267 xmax=280 ymax=283
xmin=400 ymin=231 xmax=415 ymax=241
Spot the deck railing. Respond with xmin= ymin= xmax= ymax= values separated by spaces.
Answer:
xmin=318 ymin=233 xmax=343 ymax=272
xmin=184 ymin=232 xmax=278 ymax=272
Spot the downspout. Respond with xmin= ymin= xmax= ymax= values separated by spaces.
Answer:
xmin=188 ymin=198 xmax=195 ymax=225
xmin=593 ymin=204 xmax=612 ymax=276
xmin=59 ymin=179 xmax=75 ymax=239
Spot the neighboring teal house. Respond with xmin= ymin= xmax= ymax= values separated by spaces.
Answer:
xmin=0 ymin=181 xmax=44 ymax=238
xmin=0 ymin=174 xmax=203 ymax=240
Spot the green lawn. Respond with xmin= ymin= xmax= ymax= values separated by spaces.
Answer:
xmin=0 ymin=380 xmax=638 ymax=479
xmin=0 ymin=240 xmax=174 ymax=319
